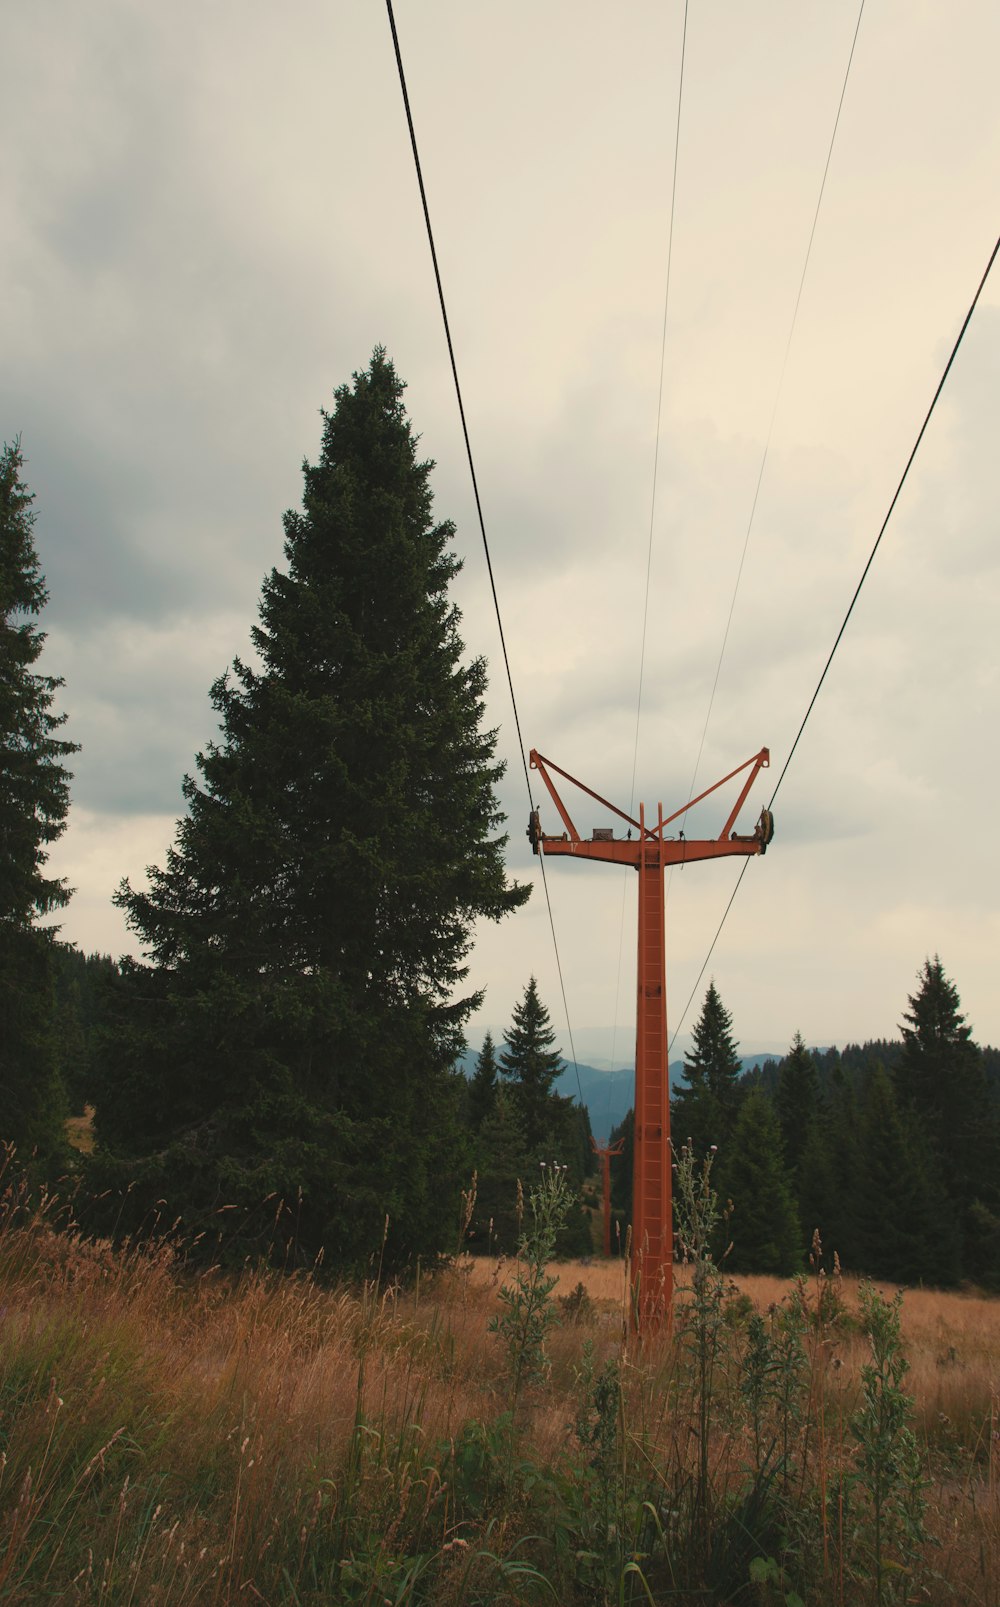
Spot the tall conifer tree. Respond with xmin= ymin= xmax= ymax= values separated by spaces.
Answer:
xmin=853 ymin=1066 xmax=958 ymax=1285
xmin=820 ymin=1066 xmax=863 ymax=1269
xmin=674 ymin=979 xmax=743 ymax=1154
xmin=470 ymin=1087 xmax=528 ymax=1253
xmin=795 ymin=1117 xmax=839 ymax=1260
xmin=715 ymin=1088 xmax=801 ymax=1275
xmin=896 ymin=958 xmax=990 ymax=1188
xmin=93 ymin=353 xmax=528 ymax=1269
xmin=896 ymin=956 xmax=996 ymax=1280
xmin=499 ymin=976 xmax=564 ymax=1154
xmin=775 ymin=1032 xmax=820 ymax=1180
xmin=468 ymin=1030 xmax=499 ymax=1130
xmin=495 ymin=976 xmax=592 ymax=1256
xmin=1 ymin=441 xmax=77 ymax=1165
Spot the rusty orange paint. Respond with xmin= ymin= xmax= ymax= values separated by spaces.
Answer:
xmin=529 ymin=747 xmax=772 ymax=1327
xmin=591 ymin=1135 xmax=625 ymax=1259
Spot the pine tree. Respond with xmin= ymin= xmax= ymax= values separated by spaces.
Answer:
xmin=687 ymin=979 xmax=742 ymax=1113
xmin=897 ymin=958 xmax=990 ymax=1190
xmin=715 ymin=1088 xmax=801 ymax=1275
xmin=547 ymin=1097 xmax=598 ymax=1255
xmin=499 ymin=976 xmax=564 ymax=1154
xmin=795 ymin=1116 xmax=839 ymax=1261
xmin=807 ymin=1064 xmax=862 ymax=1269
xmin=674 ymin=979 xmax=743 ymax=1153
xmin=1 ymin=441 xmax=78 ymax=1166
xmin=51 ymin=948 xmax=117 ymax=1114
xmin=470 ymin=1087 xmax=530 ymax=1254
xmin=853 ymin=1066 xmax=958 ymax=1286
xmin=92 ymin=352 xmax=529 ymax=1271
xmin=896 ymin=956 xmax=996 ymax=1281
xmin=467 ymin=1030 xmax=499 ymax=1130
xmin=775 ymin=1032 xmax=820 ymax=1180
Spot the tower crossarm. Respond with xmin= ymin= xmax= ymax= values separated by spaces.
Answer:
xmin=527 ymin=747 xmax=774 ymax=867
xmin=527 ymin=743 xmax=773 ymax=1326
xmin=533 ymin=833 xmax=775 ymax=867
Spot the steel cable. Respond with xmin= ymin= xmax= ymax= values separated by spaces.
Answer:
xmin=669 ymin=230 xmax=1000 ymax=1050
xmin=385 ymin=1 xmax=584 ymax=1101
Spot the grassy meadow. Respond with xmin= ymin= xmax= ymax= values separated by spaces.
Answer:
xmin=1 ymin=1159 xmax=998 ymax=1605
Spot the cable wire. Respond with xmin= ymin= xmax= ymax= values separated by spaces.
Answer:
xmin=669 ymin=228 xmax=1000 ymax=1048
xmin=537 ymin=846 xmax=583 ymax=1097
xmin=679 ymin=0 xmax=865 ymax=826
xmin=603 ymin=0 xmax=690 ymax=1112
xmin=630 ymin=0 xmax=690 ymax=808
xmin=769 ymin=228 xmax=1000 ymax=807
xmin=669 ymin=859 xmax=751 ymax=1052
xmin=385 ymin=1 xmax=531 ymax=799
xmin=385 ymin=1 xmax=584 ymax=1101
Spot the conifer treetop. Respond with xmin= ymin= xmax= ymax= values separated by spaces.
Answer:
xmin=117 ymin=348 xmax=528 ymax=1002
xmin=96 ymin=353 xmax=529 ymax=1272
xmin=684 ymin=979 xmax=741 ymax=1089
xmin=1 ymin=439 xmax=77 ymax=927
xmin=901 ymin=955 xmax=975 ymax=1053
xmin=500 ymin=976 xmax=566 ymax=1153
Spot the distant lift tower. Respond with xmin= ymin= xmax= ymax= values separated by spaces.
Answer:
xmin=592 ymin=1136 xmax=625 ymax=1259
xmin=528 ymin=748 xmax=774 ymax=1323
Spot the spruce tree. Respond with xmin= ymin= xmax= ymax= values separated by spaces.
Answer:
xmin=0 ymin=441 xmax=78 ymax=1166
xmin=499 ymin=976 xmax=564 ymax=1154
xmin=715 ymin=1088 xmax=801 ymax=1275
xmin=775 ymin=1032 xmax=820 ymax=1180
xmin=853 ymin=1066 xmax=958 ymax=1286
xmin=674 ymin=979 xmax=743 ymax=1153
xmin=51 ymin=948 xmax=117 ymax=1115
xmin=688 ymin=980 xmax=742 ymax=1110
xmin=470 ymin=1088 xmax=530 ymax=1254
xmin=467 ymin=1030 xmax=499 ymax=1130
xmin=896 ymin=957 xmax=996 ymax=1281
xmin=92 ymin=352 xmax=529 ymax=1270
xmin=897 ymin=958 xmax=990 ymax=1191
xmin=795 ymin=1116 xmax=839 ymax=1261
xmin=807 ymin=1064 xmax=862 ymax=1269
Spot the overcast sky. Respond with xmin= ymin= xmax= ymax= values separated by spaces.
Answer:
xmin=4 ymin=1 xmax=998 ymax=1067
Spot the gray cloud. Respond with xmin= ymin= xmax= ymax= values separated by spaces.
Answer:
xmin=8 ymin=0 xmax=999 ymax=1052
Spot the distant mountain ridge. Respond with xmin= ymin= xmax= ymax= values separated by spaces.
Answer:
xmin=456 ymin=1049 xmax=780 ymax=1143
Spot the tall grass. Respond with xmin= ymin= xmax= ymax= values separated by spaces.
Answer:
xmin=1 ymin=1152 xmax=998 ymax=1604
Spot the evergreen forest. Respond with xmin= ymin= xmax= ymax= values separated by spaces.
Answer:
xmin=609 ymin=966 xmax=1000 ymax=1290
xmin=3 ymin=361 xmax=1000 ymax=1293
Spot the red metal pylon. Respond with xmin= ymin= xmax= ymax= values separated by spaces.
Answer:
xmin=528 ymin=747 xmax=773 ymax=1325
xmin=591 ymin=1136 xmax=625 ymax=1258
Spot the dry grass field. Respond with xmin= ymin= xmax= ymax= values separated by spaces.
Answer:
xmin=1 ymin=1171 xmax=998 ymax=1604
xmin=464 ymin=1251 xmax=1000 ymax=1460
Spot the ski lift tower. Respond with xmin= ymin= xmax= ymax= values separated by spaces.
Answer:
xmin=528 ymin=747 xmax=773 ymax=1324
xmin=591 ymin=1135 xmax=625 ymax=1258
